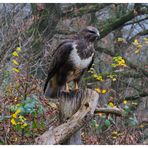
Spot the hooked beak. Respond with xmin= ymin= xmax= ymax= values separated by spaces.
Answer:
xmin=95 ymin=32 xmax=100 ymax=40
xmin=97 ymin=32 xmax=100 ymax=37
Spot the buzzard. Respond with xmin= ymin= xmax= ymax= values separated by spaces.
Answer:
xmin=44 ymin=26 xmax=100 ymax=97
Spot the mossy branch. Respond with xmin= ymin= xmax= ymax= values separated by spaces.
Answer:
xmin=100 ymin=7 xmax=148 ymax=38
xmin=61 ymin=4 xmax=111 ymax=18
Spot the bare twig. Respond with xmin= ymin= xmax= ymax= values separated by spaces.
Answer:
xmin=123 ymin=16 xmax=148 ymax=26
xmin=94 ymin=107 xmax=124 ymax=116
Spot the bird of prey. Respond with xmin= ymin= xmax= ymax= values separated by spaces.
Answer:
xmin=44 ymin=26 xmax=100 ymax=97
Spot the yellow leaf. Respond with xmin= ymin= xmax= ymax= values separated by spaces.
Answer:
xmin=139 ymin=124 xmax=144 ymax=128
xmin=107 ymin=75 xmax=113 ymax=79
xmin=81 ymin=132 xmax=84 ymax=136
xmin=12 ymin=113 xmax=17 ymax=118
xmin=112 ymin=78 xmax=117 ymax=81
xmin=112 ymin=131 xmax=119 ymax=138
xmin=16 ymin=47 xmax=22 ymax=52
xmin=12 ymin=68 xmax=20 ymax=73
xmin=12 ymin=51 xmax=19 ymax=57
xmin=14 ymin=98 xmax=17 ymax=102
xmin=102 ymin=89 xmax=107 ymax=94
xmin=16 ymin=104 xmax=21 ymax=107
xmin=96 ymin=75 xmax=104 ymax=81
xmin=95 ymin=88 xmax=101 ymax=93
xmin=137 ymin=44 xmax=142 ymax=49
xmin=121 ymin=59 xmax=125 ymax=64
xmin=95 ymin=124 xmax=99 ymax=128
xmin=123 ymin=100 xmax=127 ymax=105
xmin=93 ymin=74 xmax=98 ymax=78
xmin=132 ymin=102 xmax=138 ymax=105
xmin=15 ymin=109 xmax=21 ymax=114
xmin=144 ymin=37 xmax=148 ymax=41
xmin=23 ymin=123 xmax=28 ymax=126
xmin=118 ymin=133 xmax=124 ymax=136
xmin=90 ymin=68 xmax=94 ymax=70
xmin=19 ymin=115 xmax=26 ymax=122
xmin=112 ymin=131 xmax=118 ymax=135
xmin=108 ymin=102 xmax=114 ymax=107
xmin=134 ymin=39 xmax=139 ymax=45
xmin=14 ymin=137 xmax=18 ymax=141
xmin=135 ymin=49 xmax=140 ymax=54
xmin=112 ymin=136 xmax=117 ymax=139
xmin=88 ymin=70 xmax=94 ymax=74
xmin=12 ymin=59 xmax=19 ymax=65
xmin=21 ymin=123 xmax=28 ymax=128
xmin=117 ymin=37 xmax=125 ymax=42
xmin=48 ymin=102 xmax=58 ymax=109
xmin=11 ymin=118 xmax=17 ymax=125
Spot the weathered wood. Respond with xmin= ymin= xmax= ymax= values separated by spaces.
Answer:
xmin=59 ymin=89 xmax=84 ymax=145
xmin=35 ymin=88 xmax=99 ymax=145
xmin=59 ymin=90 xmax=84 ymax=122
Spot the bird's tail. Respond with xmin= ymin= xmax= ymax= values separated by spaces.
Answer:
xmin=44 ymin=77 xmax=60 ymax=98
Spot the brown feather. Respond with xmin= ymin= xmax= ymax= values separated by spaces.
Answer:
xmin=44 ymin=26 xmax=100 ymax=98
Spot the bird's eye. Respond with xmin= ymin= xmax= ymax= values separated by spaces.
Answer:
xmin=89 ymin=30 xmax=96 ymax=34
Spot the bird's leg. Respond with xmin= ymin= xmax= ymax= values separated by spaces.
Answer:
xmin=65 ymin=82 xmax=70 ymax=92
xmin=74 ymin=81 xmax=79 ymax=90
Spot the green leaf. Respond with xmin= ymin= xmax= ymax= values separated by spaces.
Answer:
xmin=38 ymin=105 xmax=44 ymax=114
xmin=40 ymin=121 xmax=46 ymax=128
xmin=0 ymin=115 xmax=10 ymax=122
xmin=128 ymin=115 xmax=138 ymax=126
xmin=91 ymin=120 xmax=97 ymax=127
xmin=24 ymin=103 xmax=34 ymax=110
xmin=32 ymin=121 xmax=37 ymax=129
xmin=9 ymin=105 xmax=18 ymax=112
xmin=0 ymin=116 xmax=4 ymax=122
xmin=104 ymin=119 xmax=111 ymax=127
xmin=124 ymin=105 xmax=130 ymax=113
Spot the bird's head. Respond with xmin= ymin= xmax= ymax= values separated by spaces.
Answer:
xmin=79 ymin=26 xmax=100 ymax=42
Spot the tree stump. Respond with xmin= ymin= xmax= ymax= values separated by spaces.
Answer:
xmin=35 ymin=88 xmax=99 ymax=145
xmin=59 ymin=89 xmax=84 ymax=144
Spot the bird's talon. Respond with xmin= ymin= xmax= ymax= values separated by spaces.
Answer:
xmin=74 ymin=88 xmax=79 ymax=92
xmin=62 ymin=90 xmax=70 ymax=93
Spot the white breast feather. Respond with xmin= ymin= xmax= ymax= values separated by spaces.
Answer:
xmin=70 ymin=43 xmax=94 ymax=69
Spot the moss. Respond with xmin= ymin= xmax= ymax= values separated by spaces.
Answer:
xmin=100 ymin=10 xmax=134 ymax=38
xmin=26 ymin=27 xmax=35 ymax=37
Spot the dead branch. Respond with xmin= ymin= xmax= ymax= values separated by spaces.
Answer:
xmin=94 ymin=107 xmax=124 ymax=116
